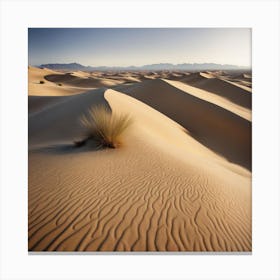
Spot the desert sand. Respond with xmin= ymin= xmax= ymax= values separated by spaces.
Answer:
xmin=28 ymin=67 xmax=252 ymax=251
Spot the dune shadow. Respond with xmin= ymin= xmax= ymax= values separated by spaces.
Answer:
xmin=29 ymin=87 xmax=112 ymax=146
xmin=180 ymin=74 xmax=252 ymax=109
xmin=31 ymin=141 xmax=107 ymax=155
xmin=118 ymin=78 xmax=252 ymax=170
xmin=35 ymin=144 xmax=79 ymax=154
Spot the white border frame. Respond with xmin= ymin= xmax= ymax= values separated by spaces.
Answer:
xmin=1 ymin=0 xmax=279 ymax=279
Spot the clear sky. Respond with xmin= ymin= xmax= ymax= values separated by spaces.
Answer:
xmin=28 ymin=28 xmax=251 ymax=67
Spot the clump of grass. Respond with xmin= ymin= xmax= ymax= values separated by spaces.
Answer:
xmin=75 ymin=105 xmax=132 ymax=149
xmin=57 ymin=83 xmax=62 ymax=86
xmin=39 ymin=80 xmax=45 ymax=84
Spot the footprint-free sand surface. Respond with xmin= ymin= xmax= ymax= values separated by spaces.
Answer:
xmin=28 ymin=67 xmax=252 ymax=252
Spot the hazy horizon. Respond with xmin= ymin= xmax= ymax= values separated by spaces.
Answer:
xmin=35 ymin=61 xmax=249 ymax=68
xmin=28 ymin=28 xmax=251 ymax=67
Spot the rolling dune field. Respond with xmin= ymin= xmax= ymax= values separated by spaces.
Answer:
xmin=28 ymin=67 xmax=252 ymax=252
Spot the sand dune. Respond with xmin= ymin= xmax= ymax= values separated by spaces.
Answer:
xmin=29 ymin=88 xmax=251 ymax=252
xmin=232 ymin=73 xmax=252 ymax=81
xmin=28 ymin=67 xmax=252 ymax=252
xmin=116 ymin=79 xmax=251 ymax=170
xmin=163 ymin=79 xmax=251 ymax=121
xmin=180 ymin=72 xmax=252 ymax=109
xmin=44 ymin=73 xmax=124 ymax=88
xmin=28 ymin=66 xmax=87 ymax=96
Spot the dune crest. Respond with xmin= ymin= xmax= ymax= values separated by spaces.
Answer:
xmin=116 ymin=79 xmax=251 ymax=170
xmin=180 ymin=72 xmax=251 ymax=109
xmin=28 ymin=67 xmax=88 ymax=96
xmin=163 ymin=79 xmax=251 ymax=121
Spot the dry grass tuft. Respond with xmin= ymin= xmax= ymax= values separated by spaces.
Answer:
xmin=75 ymin=105 xmax=132 ymax=149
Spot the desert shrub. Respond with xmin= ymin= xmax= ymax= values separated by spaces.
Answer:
xmin=57 ymin=83 xmax=62 ymax=86
xmin=39 ymin=80 xmax=45 ymax=84
xmin=75 ymin=105 xmax=132 ymax=149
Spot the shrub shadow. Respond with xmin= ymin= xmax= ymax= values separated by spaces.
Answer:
xmin=31 ymin=141 xmax=106 ymax=155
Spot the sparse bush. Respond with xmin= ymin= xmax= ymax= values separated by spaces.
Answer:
xmin=57 ymin=83 xmax=62 ymax=86
xmin=39 ymin=80 xmax=45 ymax=84
xmin=75 ymin=105 xmax=132 ymax=149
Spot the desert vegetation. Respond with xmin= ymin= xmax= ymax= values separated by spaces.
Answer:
xmin=75 ymin=105 xmax=132 ymax=149
xmin=39 ymin=80 xmax=45 ymax=84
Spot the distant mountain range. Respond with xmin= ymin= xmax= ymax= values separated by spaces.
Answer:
xmin=38 ymin=62 xmax=249 ymax=71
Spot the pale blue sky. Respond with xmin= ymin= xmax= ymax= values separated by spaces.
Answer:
xmin=28 ymin=28 xmax=251 ymax=67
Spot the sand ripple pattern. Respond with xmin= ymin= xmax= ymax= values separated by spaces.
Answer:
xmin=29 ymin=144 xmax=251 ymax=252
